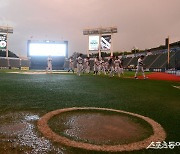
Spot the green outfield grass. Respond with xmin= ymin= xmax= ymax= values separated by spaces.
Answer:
xmin=0 ymin=70 xmax=179 ymax=153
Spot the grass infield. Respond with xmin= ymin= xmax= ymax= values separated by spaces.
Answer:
xmin=0 ymin=70 xmax=179 ymax=153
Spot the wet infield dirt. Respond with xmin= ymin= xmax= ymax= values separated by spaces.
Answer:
xmin=38 ymin=107 xmax=166 ymax=152
xmin=48 ymin=111 xmax=152 ymax=145
xmin=0 ymin=111 xmax=65 ymax=154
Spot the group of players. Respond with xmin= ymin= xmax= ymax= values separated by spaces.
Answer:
xmin=46 ymin=54 xmax=147 ymax=79
xmin=68 ymin=54 xmax=124 ymax=77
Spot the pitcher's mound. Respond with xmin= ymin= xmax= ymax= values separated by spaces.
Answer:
xmin=38 ymin=107 xmax=166 ymax=152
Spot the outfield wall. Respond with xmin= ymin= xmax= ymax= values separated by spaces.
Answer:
xmin=30 ymin=56 xmax=65 ymax=70
xmin=0 ymin=57 xmax=30 ymax=69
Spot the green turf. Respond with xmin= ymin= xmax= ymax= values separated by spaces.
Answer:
xmin=0 ymin=70 xmax=180 ymax=153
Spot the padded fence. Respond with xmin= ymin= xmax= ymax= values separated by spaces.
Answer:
xmin=0 ymin=57 xmax=30 ymax=68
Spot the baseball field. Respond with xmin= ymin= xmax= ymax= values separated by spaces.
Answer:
xmin=0 ymin=70 xmax=179 ymax=154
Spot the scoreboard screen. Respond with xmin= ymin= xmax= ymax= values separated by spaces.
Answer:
xmin=28 ymin=40 xmax=68 ymax=57
xmin=0 ymin=34 xmax=7 ymax=50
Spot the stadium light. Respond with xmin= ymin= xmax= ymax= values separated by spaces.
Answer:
xmin=83 ymin=27 xmax=117 ymax=35
xmin=0 ymin=26 xmax=13 ymax=34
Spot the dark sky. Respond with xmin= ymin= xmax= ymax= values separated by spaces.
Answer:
xmin=0 ymin=0 xmax=180 ymax=57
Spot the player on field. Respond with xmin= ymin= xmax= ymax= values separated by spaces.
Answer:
xmin=104 ymin=61 xmax=109 ymax=75
xmin=108 ymin=56 xmax=114 ymax=77
xmin=94 ymin=57 xmax=100 ymax=75
xmin=83 ymin=57 xmax=90 ymax=73
xmin=100 ymin=58 xmax=106 ymax=75
xmin=76 ymin=54 xmax=83 ymax=76
xmin=83 ymin=58 xmax=87 ymax=73
xmin=68 ymin=57 xmax=74 ymax=73
xmin=134 ymin=55 xmax=147 ymax=79
xmin=114 ymin=56 xmax=123 ymax=77
xmin=84 ymin=57 xmax=90 ymax=73
xmin=46 ymin=55 xmax=52 ymax=73
xmin=119 ymin=59 xmax=124 ymax=76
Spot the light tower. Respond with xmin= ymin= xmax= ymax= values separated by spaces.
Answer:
xmin=83 ymin=27 xmax=117 ymax=58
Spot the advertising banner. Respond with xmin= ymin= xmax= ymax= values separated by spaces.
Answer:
xmin=101 ymin=35 xmax=111 ymax=50
xmin=89 ymin=35 xmax=99 ymax=51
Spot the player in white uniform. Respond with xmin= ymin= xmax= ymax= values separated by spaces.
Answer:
xmin=83 ymin=58 xmax=87 ymax=73
xmin=114 ymin=56 xmax=124 ymax=77
xmin=119 ymin=59 xmax=124 ymax=76
xmin=46 ymin=55 xmax=52 ymax=73
xmin=114 ymin=56 xmax=122 ymax=77
xmin=76 ymin=54 xmax=83 ymax=76
xmin=84 ymin=57 xmax=90 ymax=73
xmin=100 ymin=58 xmax=106 ymax=75
xmin=68 ymin=57 xmax=74 ymax=73
xmin=134 ymin=55 xmax=147 ymax=79
xmin=93 ymin=57 xmax=100 ymax=75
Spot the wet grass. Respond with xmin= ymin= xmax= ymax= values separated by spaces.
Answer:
xmin=0 ymin=70 xmax=180 ymax=153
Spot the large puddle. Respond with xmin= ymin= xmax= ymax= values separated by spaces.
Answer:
xmin=0 ymin=112 xmax=66 ymax=154
xmin=48 ymin=111 xmax=153 ymax=145
xmin=0 ymin=110 xmax=156 ymax=153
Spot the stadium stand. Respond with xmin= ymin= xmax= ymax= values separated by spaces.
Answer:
xmin=175 ymin=50 xmax=180 ymax=70
xmin=122 ymin=51 xmax=178 ymax=71
xmin=123 ymin=57 xmax=132 ymax=68
xmin=0 ymin=57 xmax=8 ymax=67
xmin=121 ymin=41 xmax=180 ymax=71
xmin=9 ymin=58 xmax=20 ymax=68
xmin=150 ymin=53 xmax=167 ymax=68
xmin=128 ymin=57 xmax=138 ymax=67
xmin=143 ymin=54 xmax=160 ymax=68
xmin=21 ymin=59 xmax=31 ymax=67
xmin=161 ymin=52 xmax=176 ymax=68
